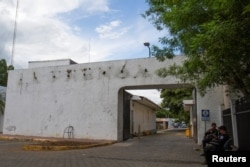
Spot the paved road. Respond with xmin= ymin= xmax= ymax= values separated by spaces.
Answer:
xmin=0 ymin=129 xmax=205 ymax=167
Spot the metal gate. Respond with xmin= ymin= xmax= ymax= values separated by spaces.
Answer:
xmin=235 ymin=99 xmax=250 ymax=151
xmin=222 ymin=108 xmax=233 ymax=144
xmin=123 ymin=91 xmax=131 ymax=141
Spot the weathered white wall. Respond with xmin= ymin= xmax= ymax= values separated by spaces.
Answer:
xmin=4 ymin=56 xmax=225 ymax=142
xmin=130 ymin=101 xmax=156 ymax=135
xmin=4 ymin=57 xmax=185 ymax=141
xmin=196 ymin=86 xmax=224 ymax=144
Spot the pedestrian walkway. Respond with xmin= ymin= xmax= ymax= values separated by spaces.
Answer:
xmin=0 ymin=129 xmax=205 ymax=167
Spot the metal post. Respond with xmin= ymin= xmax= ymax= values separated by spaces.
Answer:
xmin=205 ymin=120 xmax=206 ymax=133
xmin=11 ymin=0 xmax=19 ymax=66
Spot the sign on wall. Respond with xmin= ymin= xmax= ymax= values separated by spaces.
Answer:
xmin=201 ymin=109 xmax=210 ymax=121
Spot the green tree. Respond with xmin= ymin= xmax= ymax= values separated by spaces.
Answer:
xmin=0 ymin=59 xmax=14 ymax=86
xmin=0 ymin=59 xmax=14 ymax=114
xmin=143 ymin=0 xmax=250 ymax=98
xmin=160 ymin=87 xmax=193 ymax=123
xmin=156 ymin=108 xmax=175 ymax=118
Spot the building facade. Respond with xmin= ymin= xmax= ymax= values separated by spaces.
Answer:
xmin=3 ymin=57 xmax=227 ymax=143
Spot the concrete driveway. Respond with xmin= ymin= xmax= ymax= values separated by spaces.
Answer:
xmin=0 ymin=129 xmax=204 ymax=167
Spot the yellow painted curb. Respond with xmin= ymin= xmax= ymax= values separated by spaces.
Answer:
xmin=22 ymin=142 xmax=115 ymax=151
xmin=0 ymin=135 xmax=115 ymax=151
xmin=0 ymin=136 xmax=24 ymax=141
xmin=0 ymin=136 xmax=56 ymax=142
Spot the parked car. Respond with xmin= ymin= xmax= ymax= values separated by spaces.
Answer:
xmin=173 ymin=122 xmax=181 ymax=128
xmin=180 ymin=123 xmax=188 ymax=128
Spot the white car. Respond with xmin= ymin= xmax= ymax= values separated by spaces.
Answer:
xmin=180 ymin=123 xmax=188 ymax=128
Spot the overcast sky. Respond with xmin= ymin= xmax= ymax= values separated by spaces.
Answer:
xmin=0 ymin=0 xmax=166 ymax=105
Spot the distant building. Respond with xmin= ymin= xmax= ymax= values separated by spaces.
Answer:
xmin=156 ymin=118 xmax=174 ymax=130
xmin=183 ymin=100 xmax=195 ymax=137
xmin=28 ymin=59 xmax=77 ymax=68
xmin=3 ymin=57 xmax=229 ymax=144
xmin=123 ymin=91 xmax=161 ymax=140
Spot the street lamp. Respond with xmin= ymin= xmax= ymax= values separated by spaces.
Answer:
xmin=143 ymin=42 xmax=151 ymax=57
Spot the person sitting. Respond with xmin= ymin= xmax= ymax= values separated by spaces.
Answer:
xmin=208 ymin=125 xmax=230 ymax=151
xmin=202 ymin=122 xmax=218 ymax=149
xmin=202 ymin=125 xmax=230 ymax=164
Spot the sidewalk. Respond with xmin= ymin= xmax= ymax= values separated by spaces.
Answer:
xmin=0 ymin=129 xmax=205 ymax=167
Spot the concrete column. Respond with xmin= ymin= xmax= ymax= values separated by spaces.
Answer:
xmin=117 ymin=88 xmax=124 ymax=141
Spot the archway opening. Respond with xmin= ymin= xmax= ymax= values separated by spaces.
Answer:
xmin=117 ymin=84 xmax=197 ymax=141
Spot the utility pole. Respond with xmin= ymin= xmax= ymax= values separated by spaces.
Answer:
xmin=11 ymin=0 xmax=19 ymax=66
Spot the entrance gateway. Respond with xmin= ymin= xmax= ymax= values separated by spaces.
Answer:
xmin=3 ymin=57 xmax=224 ymax=144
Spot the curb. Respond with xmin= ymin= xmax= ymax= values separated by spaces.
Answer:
xmin=22 ymin=142 xmax=115 ymax=151
xmin=0 ymin=135 xmax=115 ymax=151
xmin=0 ymin=135 xmax=56 ymax=142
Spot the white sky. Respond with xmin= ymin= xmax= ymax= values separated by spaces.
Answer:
xmin=126 ymin=89 xmax=162 ymax=105
xmin=0 ymin=0 xmax=168 ymax=105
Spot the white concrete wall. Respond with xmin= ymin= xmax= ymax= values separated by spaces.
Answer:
xmin=4 ymin=57 xmax=185 ymax=141
xmin=4 ymin=56 xmax=226 ymax=142
xmin=196 ymin=86 xmax=224 ymax=144
xmin=130 ymin=101 xmax=156 ymax=134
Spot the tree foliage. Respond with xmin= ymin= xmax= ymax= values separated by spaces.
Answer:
xmin=157 ymin=87 xmax=193 ymax=122
xmin=143 ymin=0 xmax=250 ymax=98
xmin=0 ymin=59 xmax=14 ymax=114
xmin=0 ymin=59 xmax=14 ymax=86
xmin=156 ymin=109 xmax=171 ymax=118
